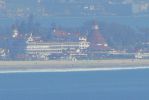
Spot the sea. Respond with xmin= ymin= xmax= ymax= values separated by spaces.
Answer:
xmin=0 ymin=68 xmax=149 ymax=100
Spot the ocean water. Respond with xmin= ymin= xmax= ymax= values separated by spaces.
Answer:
xmin=0 ymin=68 xmax=149 ymax=100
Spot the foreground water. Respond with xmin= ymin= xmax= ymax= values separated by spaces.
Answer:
xmin=0 ymin=68 xmax=149 ymax=100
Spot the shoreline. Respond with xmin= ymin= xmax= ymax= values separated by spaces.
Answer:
xmin=0 ymin=59 xmax=149 ymax=73
xmin=0 ymin=66 xmax=149 ymax=74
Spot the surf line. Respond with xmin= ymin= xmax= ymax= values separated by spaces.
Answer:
xmin=0 ymin=66 xmax=149 ymax=74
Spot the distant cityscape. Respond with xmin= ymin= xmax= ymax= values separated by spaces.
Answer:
xmin=0 ymin=0 xmax=149 ymax=60
xmin=0 ymin=0 xmax=149 ymax=17
xmin=0 ymin=20 xmax=149 ymax=60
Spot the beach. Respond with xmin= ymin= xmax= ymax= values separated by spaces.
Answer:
xmin=0 ymin=59 xmax=149 ymax=73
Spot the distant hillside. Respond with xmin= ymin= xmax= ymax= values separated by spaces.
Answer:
xmin=0 ymin=0 xmax=149 ymax=17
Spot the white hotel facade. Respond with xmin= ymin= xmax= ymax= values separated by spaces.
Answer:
xmin=26 ymin=34 xmax=90 ymax=60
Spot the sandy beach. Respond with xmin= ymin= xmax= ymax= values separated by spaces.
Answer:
xmin=0 ymin=59 xmax=149 ymax=73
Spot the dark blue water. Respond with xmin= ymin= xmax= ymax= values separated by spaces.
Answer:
xmin=0 ymin=69 xmax=149 ymax=100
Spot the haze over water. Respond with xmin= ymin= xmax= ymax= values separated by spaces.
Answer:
xmin=0 ymin=1 xmax=149 ymax=99
xmin=0 ymin=68 xmax=149 ymax=100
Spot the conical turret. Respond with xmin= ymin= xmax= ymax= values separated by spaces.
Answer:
xmin=89 ymin=21 xmax=109 ymax=51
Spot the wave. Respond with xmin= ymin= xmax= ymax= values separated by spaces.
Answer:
xmin=0 ymin=66 xmax=149 ymax=74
